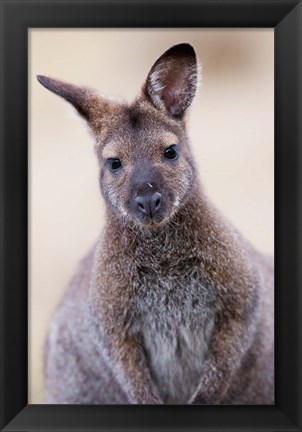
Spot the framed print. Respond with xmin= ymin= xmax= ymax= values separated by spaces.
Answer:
xmin=0 ymin=0 xmax=301 ymax=431
xmin=30 ymin=27 xmax=275 ymax=407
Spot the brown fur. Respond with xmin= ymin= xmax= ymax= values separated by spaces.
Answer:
xmin=38 ymin=43 xmax=274 ymax=404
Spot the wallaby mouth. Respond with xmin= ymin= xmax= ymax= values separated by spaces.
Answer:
xmin=135 ymin=191 xmax=162 ymax=218
xmin=129 ymin=181 xmax=172 ymax=227
xmin=133 ymin=194 xmax=166 ymax=227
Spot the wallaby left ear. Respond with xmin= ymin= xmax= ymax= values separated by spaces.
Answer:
xmin=37 ymin=75 xmax=99 ymax=121
xmin=144 ymin=43 xmax=198 ymax=118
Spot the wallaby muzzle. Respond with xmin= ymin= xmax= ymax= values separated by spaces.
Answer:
xmin=126 ymin=161 xmax=172 ymax=226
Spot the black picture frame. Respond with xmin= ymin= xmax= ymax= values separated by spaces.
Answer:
xmin=0 ymin=0 xmax=301 ymax=431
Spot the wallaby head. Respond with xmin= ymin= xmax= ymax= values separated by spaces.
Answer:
xmin=37 ymin=43 xmax=199 ymax=228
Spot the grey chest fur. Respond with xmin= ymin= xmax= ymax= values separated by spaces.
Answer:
xmin=131 ymin=262 xmax=215 ymax=404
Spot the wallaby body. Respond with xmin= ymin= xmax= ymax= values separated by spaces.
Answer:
xmin=38 ymin=44 xmax=274 ymax=404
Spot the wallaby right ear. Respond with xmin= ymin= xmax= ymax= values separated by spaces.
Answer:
xmin=144 ymin=43 xmax=198 ymax=118
xmin=37 ymin=75 xmax=99 ymax=121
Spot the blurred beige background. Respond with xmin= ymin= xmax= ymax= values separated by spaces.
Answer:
xmin=29 ymin=29 xmax=274 ymax=403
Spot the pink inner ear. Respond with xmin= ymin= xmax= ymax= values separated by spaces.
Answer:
xmin=162 ymin=87 xmax=179 ymax=116
xmin=160 ymin=70 xmax=188 ymax=116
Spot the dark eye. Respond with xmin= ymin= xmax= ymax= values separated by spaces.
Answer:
xmin=164 ymin=144 xmax=179 ymax=160
xmin=108 ymin=158 xmax=122 ymax=172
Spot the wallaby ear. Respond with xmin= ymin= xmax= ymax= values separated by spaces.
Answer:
xmin=144 ymin=43 xmax=198 ymax=118
xmin=37 ymin=75 xmax=98 ymax=121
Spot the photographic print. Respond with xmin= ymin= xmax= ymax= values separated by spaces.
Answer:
xmin=29 ymin=29 xmax=274 ymax=405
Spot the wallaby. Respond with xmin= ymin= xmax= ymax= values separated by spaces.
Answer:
xmin=37 ymin=43 xmax=274 ymax=404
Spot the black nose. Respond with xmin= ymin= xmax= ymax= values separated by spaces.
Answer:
xmin=135 ymin=192 xmax=162 ymax=218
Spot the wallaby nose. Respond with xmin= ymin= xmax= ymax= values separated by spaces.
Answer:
xmin=135 ymin=192 xmax=162 ymax=218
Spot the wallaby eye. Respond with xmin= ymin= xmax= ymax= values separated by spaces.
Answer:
xmin=108 ymin=158 xmax=122 ymax=172
xmin=164 ymin=144 xmax=179 ymax=160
